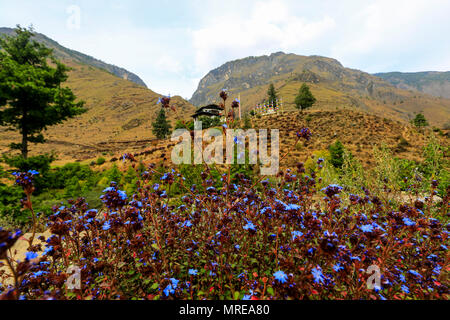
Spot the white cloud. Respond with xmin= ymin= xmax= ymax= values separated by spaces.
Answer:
xmin=191 ymin=0 xmax=336 ymax=72
xmin=329 ymin=0 xmax=450 ymax=72
xmin=155 ymin=56 xmax=183 ymax=74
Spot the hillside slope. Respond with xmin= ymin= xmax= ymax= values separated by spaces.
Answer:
xmin=251 ymin=110 xmax=444 ymax=169
xmin=375 ymin=71 xmax=450 ymax=99
xmin=190 ymin=52 xmax=450 ymax=127
xmin=0 ymin=27 xmax=147 ymax=87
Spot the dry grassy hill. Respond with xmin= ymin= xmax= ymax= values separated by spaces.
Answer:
xmin=96 ymin=109 xmax=448 ymax=174
xmin=251 ymin=109 xmax=446 ymax=169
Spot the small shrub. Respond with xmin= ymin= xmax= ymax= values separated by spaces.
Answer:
xmin=96 ymin=157 xmax=106 ymax=165
xmin=328 ymin=140 xmax=345 ymax=169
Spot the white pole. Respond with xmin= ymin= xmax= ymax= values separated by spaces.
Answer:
xmin=238 ymin=94 xmax=241 ymax=119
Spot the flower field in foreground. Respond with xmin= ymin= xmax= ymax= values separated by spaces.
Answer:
xmin=0 ymin=130 xmax=448 ymax=300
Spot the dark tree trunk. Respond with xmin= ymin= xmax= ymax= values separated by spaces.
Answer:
xmin=21 ymin=108 xmax=28 ymax=159
xmin=21 ymin=132 xmax=28 ymax=158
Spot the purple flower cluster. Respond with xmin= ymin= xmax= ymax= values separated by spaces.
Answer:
xmin=11 ymin=170 xmax=39 ymax=193
xmin=296 ymin=128 xmax=312 ymax=141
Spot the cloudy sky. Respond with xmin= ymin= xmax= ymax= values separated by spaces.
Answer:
xmin=1 ymin=0 xmax=449 ymax=98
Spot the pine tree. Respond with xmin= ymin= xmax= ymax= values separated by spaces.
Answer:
xmin=412 ymin=113 xmax=429 ymax=128
xmin=152 ymin=107 xmax=172 ymax=139
xmin=267 ymin=83 xmax=278 ymax=108
xmin=0 ymin=26 xmax=86 ymax=158
xmin=329 ymin=140 xmax=345 ymax=169
xmin=294 ymin=83 xmax=316 ymax=112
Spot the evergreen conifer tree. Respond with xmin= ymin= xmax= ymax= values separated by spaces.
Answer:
xmin=0 ymin=26 xmax=86 ymax=158
xmin=152 ymin=107 xmax=172 ymax=139
xmin=294 ymin=83 xmax=316 ymax=112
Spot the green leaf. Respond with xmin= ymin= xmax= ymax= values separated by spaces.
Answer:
xmin=150 ymin=283 xmax=159 ymax=290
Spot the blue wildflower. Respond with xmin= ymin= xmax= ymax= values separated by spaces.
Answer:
xmin=163 ymin=284 xmax=174 ymax=296
xmin=273 ymin=270 xmax=288 ymax=284
xmin=243 ymin=221 xmax=256 ymax=231
xmin=408 ymin=270 xmax=422 ymax=278
xmin=401 ymin=285 xmax=410 ymax=294
xmin=403 ymin=217 xmax=416 ymax=226
xmin=333 ymin=263 xmax=344 ymax=272
xmin=43 ymin=246 xmax=54 ymax=256
xmin=102 ymin=220 xmax=111 ymax=231
xmin=25 ymin=251 xmax=38 ymax=260
xmin=170 ymin=278 xmax=179 ymax=288
xmin=188 ymin=269 xmax=198 ymax=276
xmin=311 ymin=266 xmax=325 ymax=284
xmin=182 ymin=220 xmax=193 ymax=227
xmin=360 ymin=224 xmax=374 ymax=233
xmin=32 ymin=271 xmax=48 ymax=278
xmin=117 ymin=190 xmax=127 ymax=201
xmin=291 ymin=231 xmax=303 ymax=241
xmin=432 ymin=265 xmax=441 ymax=275
xmin=285 ymin=203 xmax=301 ymax=210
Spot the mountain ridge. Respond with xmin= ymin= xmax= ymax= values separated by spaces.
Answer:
xmin=0 ymin=27 xmax=147 ymax=88
xmin=374 ymin=71 xmax=450 ymax=99
xmin=190 ymin=52 xmax=450 ymax=128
